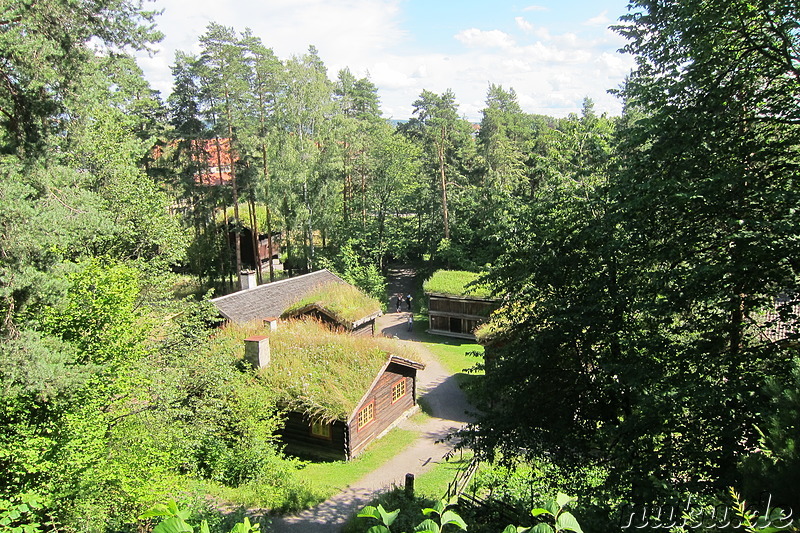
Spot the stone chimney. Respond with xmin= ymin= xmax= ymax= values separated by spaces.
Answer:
xmin=244 ymin=335 xmax=270 ymax=369
xmin=240 ymin=269 xmax=257 ymax=290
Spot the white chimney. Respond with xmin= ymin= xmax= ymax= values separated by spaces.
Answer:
xmin=263 ymin=317 xmax=278 ymax=331
xmin=240 ymin=270 xmax=257 ymax=290
xmin=244 ymin=335 xmax=270 ymax=369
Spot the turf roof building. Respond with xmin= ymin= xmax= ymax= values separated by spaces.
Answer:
xmin=423 ymin=270 xmax=498 ymax=340
xmin=210 ymin=269 xmax=382 ymax=336
xmin=242 ymin=320 xmax=425 ymax=460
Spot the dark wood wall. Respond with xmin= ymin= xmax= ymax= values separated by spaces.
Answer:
xmin=427 ymin=295 xmax=497 ymax=338
xmin=297 ymin=309 xmax=375 ymax=337
xmin=279 ymin=411 xmax=348 ymax=461
xmin=352 ymin=320 xmax=375 ymax=337
xmin=348 ymin=363 xmax=417 ymax=458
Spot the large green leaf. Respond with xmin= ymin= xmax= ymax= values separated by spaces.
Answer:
xmin=152 ymin=517 xmax=194 ymax=533
xmin=440 ymin=510 xmax=467 ymax=530
xmin=377 ymin=505 xmax=400 ymax=527
xmin=422 ymin=500 xmax=447 ymax=516
xmin=555 ymin=493 xmax=575 ymax=509
xmin=358 ymin=506 xmax=381 ymax=521
xmin=531 ymin=524 xmax=553 ymax=533
xmin=414 ymin=518 xmax=440 ymax=533
xmin=167 ymin=500 xmax=179 ymax=517
xmin=555 ymin=512 xmax=583 ymax=533
xmin=366 ymin=526 xmax=390 ymax=533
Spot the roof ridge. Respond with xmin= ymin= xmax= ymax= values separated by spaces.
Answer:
xmin=210 ymin=268 xmax=337 ymax=303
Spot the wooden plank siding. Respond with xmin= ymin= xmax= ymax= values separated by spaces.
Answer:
xmin=427 ymin=295 xmax=497 ymax=340
xmin=288 ymin=308 xmax=376 ymax=337
xmin=347 ymin=363 xmax=417 ymax=458
xmin=351 ymin=320 xmax=375 ymax=337
xmin=280 ymin=411 xmax=349 ymax=461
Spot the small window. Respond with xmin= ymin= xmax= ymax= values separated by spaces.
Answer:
xmin=392 ymin=379 xmax=407 ymax=403
xmin=311 ymin=420 xmax=331 ymax=439
xmin=357 ymin=402 xmax=374 ymax=430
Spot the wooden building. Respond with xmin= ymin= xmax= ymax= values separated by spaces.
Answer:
xmin=423 ymin=270 xmax=498 ymax=340
xmin=229 ymin=226 xmax=281 ymax=270
xmin=243 ymin=320 xmax=425 ymax=460
xmin=210 ymin=269 xmax=382 ymax=335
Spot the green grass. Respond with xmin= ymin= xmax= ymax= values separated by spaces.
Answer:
xmin=414 ymin=449 xmax=475 ymax=498
xmin=422 ymin=270 xmax=492 ymax=299
xmin=282 ymin=282 xmax=381 ymax=325
xmin=194 ymin=426 xmax=420 ymax=512
xmin=298 ymin=427 xmax=419 ymax=500
xmin=412 ymin=315 xmax=484 ymax=376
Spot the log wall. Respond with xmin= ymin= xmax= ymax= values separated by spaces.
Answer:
xmin=348 ymin=363 xmax=417 ymax=458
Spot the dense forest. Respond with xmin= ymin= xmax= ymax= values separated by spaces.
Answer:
xmin=2 ymin=0 xmax=800 ymax=531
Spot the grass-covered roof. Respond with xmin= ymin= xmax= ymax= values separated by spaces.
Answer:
xmin=423 ymin=270 xmax=493 ymax=299
xmin=212 ymin=319 xmax=421 ymax=422
xmin=282 ymin=282 xmax=382 ymax=327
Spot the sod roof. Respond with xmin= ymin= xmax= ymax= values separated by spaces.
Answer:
xmin=281 ymin=282 xmax=382 ymax=328
xmin=212 ymin=319 xmax=423 ymax=422
xmin=423 ymin=270 xmax=493 ymax=299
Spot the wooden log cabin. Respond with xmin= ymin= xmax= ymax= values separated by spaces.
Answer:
xmin=423 ymin=270 xmax=499 ymax=340
xmin=243 ymin=320 xmax=425 ymax=460
xmin=210 ymin=269 xmax=382 ymax=336
xmin=229 ymin=226 xmax=282 ymax=271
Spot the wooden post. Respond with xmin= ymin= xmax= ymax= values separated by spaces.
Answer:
xmin=405 ymin=473 xmax=415 ymax=499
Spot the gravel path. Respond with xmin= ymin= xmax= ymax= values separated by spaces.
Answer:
xmin=269 ymin=266 xmax=474 ymax=532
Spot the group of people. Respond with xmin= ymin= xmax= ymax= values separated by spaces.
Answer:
xmin=392 ymin=293 xmax=413 ymax=331
xmin=394 ymin=293 xmax=412 ymax=313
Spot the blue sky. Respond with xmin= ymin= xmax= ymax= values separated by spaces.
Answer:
xmin=135 ymin=0 xmax=635 ymax=121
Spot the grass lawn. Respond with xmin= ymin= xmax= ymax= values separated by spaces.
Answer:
xmin=198 ymin=426 xmax=419 ymax=513
xmin=411 ymin=315 xmax=484 ymax=376
xmin=414 ymin=449 xmax=475 ymax=499
xmin=298 ymin=426 xmax=419 ymax=500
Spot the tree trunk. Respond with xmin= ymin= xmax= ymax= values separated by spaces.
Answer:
xmin=224 ymin=123 xmax=243 ymax=287
xmin=248 ymin=197 xmax=262 ymax=285
xmin=438 ymin=125 xmax=450 ymax=240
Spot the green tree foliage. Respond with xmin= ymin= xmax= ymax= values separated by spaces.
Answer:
xmin=401 ymin=89 xmax=477 ymax=253
xmin=465 ymin=0 xmax=800 ymax=520
xmin=0 ymin=0 xmax=161 ymax=154
xmin=612 ymin=0 xmax=800 ymax=500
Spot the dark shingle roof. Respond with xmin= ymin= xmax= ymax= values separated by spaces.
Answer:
xmin=211 ymin=269 xmax=349 ymax=323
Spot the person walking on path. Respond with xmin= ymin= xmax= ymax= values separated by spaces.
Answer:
xmin=406 ymin=294 xmax=413 ymax=311
xmin=396 ymin=294 xmax=403 ymax=313
xmin=407 ymin=313 xmax=413 ymax=331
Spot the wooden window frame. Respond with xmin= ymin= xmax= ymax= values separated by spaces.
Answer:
xmin=310 ymin=419 xmax=332 ymax=440
xmin=357 ymin=401 xmax=374 ymax=431
xmin=391 ymin=378 xmax=407 ymax=404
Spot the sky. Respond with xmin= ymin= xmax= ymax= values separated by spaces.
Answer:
xmin=134 ymin=0 xmax=636 ymax=122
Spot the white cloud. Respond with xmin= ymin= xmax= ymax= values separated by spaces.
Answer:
xmin=134 ymin=0 xmax=635 ymax=121
xmin=454 ymin=28 xmax=516 ymax=49
xmin=515 ymin=16 xmax=533 ymax=33
xmin=584 ymin=10 xmax=611 ymax=26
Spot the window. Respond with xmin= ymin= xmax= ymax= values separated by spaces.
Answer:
xmin=311 ymin=420 xmax=331 ymax=439
xmin=392 ymin=379 xmax=407 ymax=403
xmin=357 ymin=402 xmax=374 ymax=430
